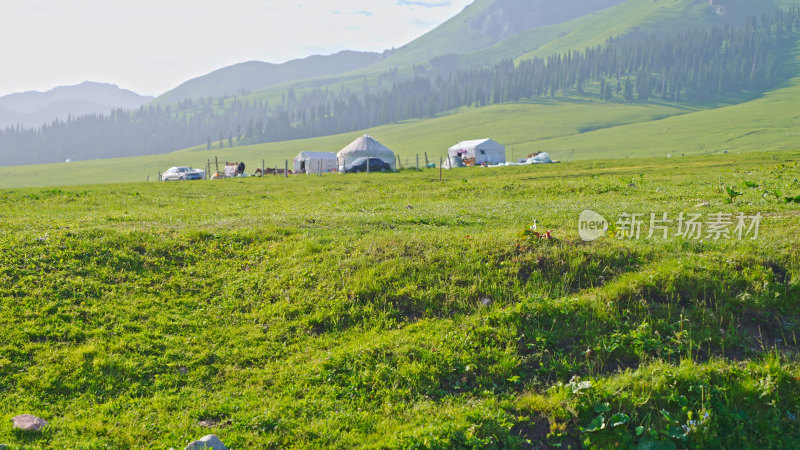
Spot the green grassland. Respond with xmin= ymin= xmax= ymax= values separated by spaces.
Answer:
xmin=0 ymin=78 xmax=794 ymax=188
xmin=5 ymin=30 xmax=800 ymax=190
xmin=1 ymin=151 xmax=799 ymax=448
xmin=537 ymin=52 xmax=800 ymax=159
xmin=0 ymin=99 xmax=697 ymax=188
xmin=3 ymin=70 xmax=798 ymax=189
xmin=10 ymin=0 xmax=788 ymax=192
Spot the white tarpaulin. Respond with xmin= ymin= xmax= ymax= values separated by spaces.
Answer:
xmin=293 ymin=151 xmax=338 ymax=173
xmin=527 ymin=152 xmax=553 ymax=164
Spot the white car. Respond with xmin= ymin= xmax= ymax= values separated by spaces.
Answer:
xmin=162 ymin=166 xmax=204 ymax=181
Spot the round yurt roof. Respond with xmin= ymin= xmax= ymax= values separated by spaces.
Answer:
xmin=337 ymin=135 xmax=394 ymax=160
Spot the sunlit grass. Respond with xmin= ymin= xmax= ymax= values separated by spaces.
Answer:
xmin=0 ymin=151 xmax=798 ymax=447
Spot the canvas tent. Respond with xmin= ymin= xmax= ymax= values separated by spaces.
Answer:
xmin=293 ymin=151 xmax=338 ymax=174
xmin=446 ymin=139 xmax=506 ymax=168
xmin=336 ymin=135 xmax=395 ymax=170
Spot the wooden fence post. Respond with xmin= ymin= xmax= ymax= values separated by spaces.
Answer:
xmin=284 ymin=160 xmax=288 ymax=178
xmin=439 ymin=158 xmax=443 ymax=182
xmin=366 ymin=157 xmax=370 ymax=174
xmin=425 ymin=152 xmax=429 ymax=166
xmin=416 ymin=154 xmax=419 ymax=171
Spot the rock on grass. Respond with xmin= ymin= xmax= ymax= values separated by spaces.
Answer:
xmin=185 ymin=434 xmax=228 ymax=450
xmin=11 ymin=414 xmax=48 ymax=432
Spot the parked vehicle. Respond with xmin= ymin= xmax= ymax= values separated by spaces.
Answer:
xmin=161 ymin=166 xmax=204 ymax=181
xmin=342 ymin=157 xmax=392 ymax=173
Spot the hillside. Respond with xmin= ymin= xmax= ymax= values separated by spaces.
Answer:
xmin=231 ymin=0 xmax=794 ymax=105
xmin=374 ymin=0 xmax=625 ymax=68
xmin=0 ymin=82 xmax=152 ymax=129
xmin=4 ymin=35 xmax=800 ymax=189
xmin=153 ymin=0 xmax=629 ymax=108
xmin=1 ymin=151 xmax=798 ymax=447
xmin=0 ymin=99 xmax=695 ymax=187
xmin=155 ymin=51 xmax=382 ymax=104
xmin=3 ymin=0 xmax=800 ymax=168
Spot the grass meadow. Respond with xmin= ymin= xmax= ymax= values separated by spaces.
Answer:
xmin=3 ymin=41 xmax=799 ymax=190
xmin=0 ymin=98 xmax=699 ymax=189
xmin=1 ymin=151 xmax=799 ymax=448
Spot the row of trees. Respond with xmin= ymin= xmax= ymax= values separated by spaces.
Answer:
xmin=1 ymin=10 xmax=798 ymax=165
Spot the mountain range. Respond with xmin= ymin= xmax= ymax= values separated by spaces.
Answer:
xmin=0 ymin=82 xmax=153 ymax=129
xmin=1 ymin=0 xmax=777 ymax=117
xmin=2 ymin=0 xmax=800 ymax=172
xmin=155 ymin=51 xmax=383 ymax=105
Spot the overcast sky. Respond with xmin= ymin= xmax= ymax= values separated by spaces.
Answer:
xmin=0 ymin=0 xmax=473 ymax=97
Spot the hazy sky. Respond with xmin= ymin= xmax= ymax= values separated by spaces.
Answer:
xmin=0 ymin=0 xmax=473 ymax=97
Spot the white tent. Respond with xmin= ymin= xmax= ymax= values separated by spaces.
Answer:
xmin=447 ymin=139 xmax=506 ymax=167
xmin=336 ymin=135 xmax=395 ymax=170
xmin=293 ymin=151 xmax=338 ymax=174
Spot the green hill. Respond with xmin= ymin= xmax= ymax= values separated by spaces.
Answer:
xmin=226 ymin=0 xmax=794 ymax=107
xmin=1 ymin=151 xmax=799 ymax=447
xmin=374 ymin=0 xmax=625 ymax=68
xmin=4 ymin=3 xmax=800 ymax=447
xmin=3 ymin=0 xmax=800 ymax=180
xmin=0 ymin=99 xmax=697 ymax=188
xmin=155 ymin=0 xmax=629 ymax=107
xmin=3 ymin=40 xmax=800 ymax=189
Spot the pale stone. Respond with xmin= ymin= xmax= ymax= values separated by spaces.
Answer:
xmin=185 ymin=434 xmax=228 ymax=450
xmin=11 ymin=414 xmax=48 ymax=432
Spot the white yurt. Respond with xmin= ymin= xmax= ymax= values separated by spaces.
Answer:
xmin=293 ymin=151 xmax=338 ymax=173
xmin=447 ymin=139 xmax=506 ymax=167
xmin=336 ymin=135 xmax=395 ymax=170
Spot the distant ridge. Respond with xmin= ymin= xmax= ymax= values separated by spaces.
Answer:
xmin=0 ymin=81 xmax=153 ymax=129
xmin=156 ymin=50 xmax=382 ymax=104
xmin=379 ymin=0 xmax=625 ymax=67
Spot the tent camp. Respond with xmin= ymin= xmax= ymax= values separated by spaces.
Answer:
xmin=293 ymin=151 xmax=338 ymax=174
xmin=337 ymin=135 xmax=395 ymax=170
xmin=446 ymin=139 xmax=506 ymax=168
